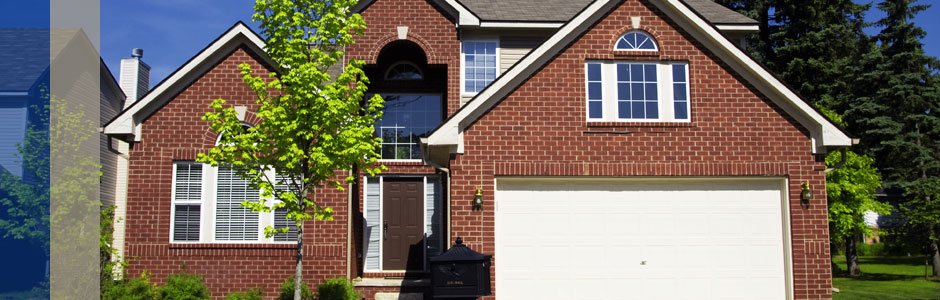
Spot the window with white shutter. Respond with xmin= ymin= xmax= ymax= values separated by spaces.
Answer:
xmin=172 ymin=162 xmax=203 ymax=242
xmin=215 ymin=165 xmax=260 ymax=241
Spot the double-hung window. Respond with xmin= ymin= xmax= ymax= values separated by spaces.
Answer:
xmin=462 ymin=40 xmax=498 ymax=95
xmin=585 ymin=61 xmax=690 ymax=122
xmin=215 ymin=165 xmax=260 ymax=241
xmin=172 ymin=162 xmax=203 ymax=242
xmin=169 ymin=161 xmax=298 ymax=243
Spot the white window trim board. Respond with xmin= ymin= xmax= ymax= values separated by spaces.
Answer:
xmin=460 ymin=39 xmax=501 ymax=97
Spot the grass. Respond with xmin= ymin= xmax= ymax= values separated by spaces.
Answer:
xmin=832 ymin=255 xmax=940 ymax=300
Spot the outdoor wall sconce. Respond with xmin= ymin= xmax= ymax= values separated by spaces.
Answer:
xmin=800 ymin=182 xmax=813 ymax=206
xmin=472 ymin=187 xmax=484 ymax=211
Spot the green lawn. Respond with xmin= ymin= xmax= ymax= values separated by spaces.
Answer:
xmin=832 ymin=256 xmax=940 ymax=300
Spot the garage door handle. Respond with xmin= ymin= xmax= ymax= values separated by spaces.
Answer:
xmin=383 ymin=223 xmax=388 ymax=240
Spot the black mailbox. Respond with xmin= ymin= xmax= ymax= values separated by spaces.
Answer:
xmin=430 ymin=237 xmax=492 ymax=299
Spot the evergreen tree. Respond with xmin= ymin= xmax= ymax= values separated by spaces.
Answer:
xmin=847 ymin=0 xmax=940 ymax=275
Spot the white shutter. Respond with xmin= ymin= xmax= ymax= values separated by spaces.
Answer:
xmin=364 ymin=177 xmax=381 ymax=271
xmin=215 ymin=165 xmax=259 ymax=241
xmin=425 ymin=176 xmax=442 ymax=256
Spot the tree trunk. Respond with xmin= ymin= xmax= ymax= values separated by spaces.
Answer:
xmin=295 ymin=219 xmax=304 ymax=300
xmin=931 ymin=226 xmax=940 ymax=277
xmin=846 ymin=235 xmax=861 ymax=276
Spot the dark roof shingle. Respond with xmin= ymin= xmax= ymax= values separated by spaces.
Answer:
xmin=455 ymin=0 xmax=757 ymax=25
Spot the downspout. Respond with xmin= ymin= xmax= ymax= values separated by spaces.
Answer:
xmin=824 ymin=139 xmax=859 ymax=173
xmin=420 ymin=138 xmax=453 ymax=248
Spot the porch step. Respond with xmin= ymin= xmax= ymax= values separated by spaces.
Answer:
xmin=353 ymin=277 xmax=430 ymax=287
xmin=374 ymin=292 xmax=424 ymax=300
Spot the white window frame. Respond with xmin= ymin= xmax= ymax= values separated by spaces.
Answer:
xmin=169 ymin=161 xmax=210 ymax=243
xmin=168 ymin=162 xmax=298 ymax=244
xmin=584 ymin=61 xmax=691 ymax=123
xmin=614 ymin=30 xmax=658 ymax=52
xmin=460 ymin=39 xmax=501 ymax=96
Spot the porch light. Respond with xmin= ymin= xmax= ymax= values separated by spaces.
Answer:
xmin=800 ymin=182 xmax=813 ymax=205
xmin=472 ymin=187 xmax=484 ymax=211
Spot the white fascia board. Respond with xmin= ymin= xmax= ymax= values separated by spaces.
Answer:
xmin=655 ymin=0 xmax=851 ymax=152
xmin=427 ymin=0 xmax=615 ymax=148
xmin=715 ymin=24 xmax=760 ymax=32
xmin=444 ymin=0 xmax=480 ymax=26
xmin=478 ymin=22 xmax=564 ymax=29
xmin=103 ymin=23 xmax=267 ymax=141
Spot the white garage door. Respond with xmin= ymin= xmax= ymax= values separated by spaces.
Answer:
xmin=495 ymin=178 xmax=791 ymax=300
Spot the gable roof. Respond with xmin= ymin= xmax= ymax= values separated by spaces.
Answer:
xmin=423 ymin=0 xmax=851 ymax=158
xmin=352 ymin=0 xmax=756 ymax=27
xmin=0 ymin=29 xmax=50 ymax=92
xmin=103 ymin=22 xmax=269 ymax=141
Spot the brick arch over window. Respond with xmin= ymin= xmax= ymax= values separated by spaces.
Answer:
xmin=609 ymin=26 xmax=664 ymax=54
xmin=366 ymin=33 xmax=441 ymax=65
xmin=200 ymin=109 xmax=262 ymax=148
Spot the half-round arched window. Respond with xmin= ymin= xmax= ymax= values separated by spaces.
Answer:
xmin=385 ymin=61 xmax=424 ymax=80
xmin=615 ymin=31 xmax=658 ymax=51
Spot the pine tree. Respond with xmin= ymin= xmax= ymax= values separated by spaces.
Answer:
xmin=847 ymin=0 xmax=940 ymax=275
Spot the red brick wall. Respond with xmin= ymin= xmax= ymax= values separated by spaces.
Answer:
xmin=123 ymin=46 xmax=351 ymax=299
xmin=447 ymin=1 xmax=831 ymax=299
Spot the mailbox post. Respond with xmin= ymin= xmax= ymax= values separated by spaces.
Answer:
xmin=429 ymin=237 xmax=492 ymax=299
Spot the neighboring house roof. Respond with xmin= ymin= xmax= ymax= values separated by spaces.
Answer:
xmin=424 ymin=0 xmax=851 ymax=158
xmin=103 ymin=22 xmax=270 ymax=141
xmin=0 ymin=29 xmax=50 ymax=92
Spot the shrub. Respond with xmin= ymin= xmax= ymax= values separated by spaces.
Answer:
xmin=857 ymin=242 xmax=888 ymax=256
xmin=225 ymin=288 xmax=263 ymax=300
xmin=277 ymin=276 xmax=314 ymax=300
xmin=156 ymin=272 xmax=210 ymax=300
xmin=102 ymin=272 xmax=157 ymax=300
xmin=316 ymin=277 xmax=361 ymax=300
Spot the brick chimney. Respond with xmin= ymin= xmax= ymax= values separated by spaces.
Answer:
xmin=119 ymin=48 xmax=150 ymax=108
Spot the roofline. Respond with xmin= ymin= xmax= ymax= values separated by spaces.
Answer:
xmin=425 ymin=0 xmax=851 ymax=155
xmin=714 ymin=24 xmax=759 ymax=32
xmin=352 ymin=0 xmax=479 ymax=25
xmin=103 ymin=21 xmax=269 ymax=141
xmin=478 ymin=21 xmax=565 ymax=28
xmin=100 ymin=58 xmax=126 ymax=101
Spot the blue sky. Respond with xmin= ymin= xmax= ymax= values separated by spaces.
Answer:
xmin=98 ymin=0 xmax=940 ymax=88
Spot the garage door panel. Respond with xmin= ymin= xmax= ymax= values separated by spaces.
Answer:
xmin=496 ymin=178 xmax=788 ymax=300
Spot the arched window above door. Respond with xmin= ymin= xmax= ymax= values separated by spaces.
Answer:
xmin=385 ymin=61 xmax=424 ymax=80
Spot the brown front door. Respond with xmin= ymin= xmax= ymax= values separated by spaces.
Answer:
xmin=383 ymin=178 xmax=425 ymax=270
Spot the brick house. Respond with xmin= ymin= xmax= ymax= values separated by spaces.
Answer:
xmin=104 ymin=0 xmax=851 ymax=299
